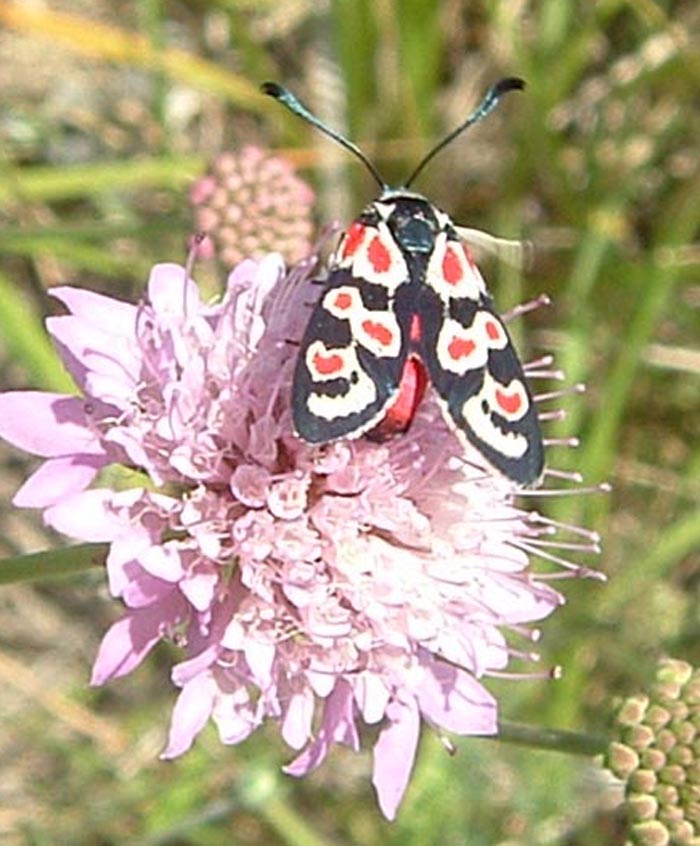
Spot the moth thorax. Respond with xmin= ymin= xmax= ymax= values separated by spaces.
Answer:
xmin=394 ymin=215 xmax=436 ymax=253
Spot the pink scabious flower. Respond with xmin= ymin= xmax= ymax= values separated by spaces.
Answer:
xmin=0 ymin=254 xmax=601 ymax=820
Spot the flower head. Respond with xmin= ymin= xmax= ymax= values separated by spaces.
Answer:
xmin=190 ymin=146 xmax=315 ymax=267
xmin=0 ymin=253 xmax=600 ymax=819
xmin=607 ymin=658 xmax=700 ymax=846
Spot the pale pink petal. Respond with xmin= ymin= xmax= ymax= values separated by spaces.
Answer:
xmin=352 ymin=672 xmax=391 ymax=724
xmin=284 ymin=680 xmax=358 ymax=776
xmin=415 ymin=656 xmax=497 ymax=736
xmin=44 ymin=489 xmax=125 ymax=542
xmin=91 ymin=593 xmax=185 ymax=684
xmin=115 ymin=565 xmax=172 ymax=608
xmin=179 ymin=569 xmax=218 ymax=611
xmin=13 ymin=454 xmax=104 ymax=508
xmin=50 ymin=285 xmax=136 ymax=331
xmin=137 ymin=544 xmax=185 ymax=583
xmin=213 ymin=685 xmax=261 ymax=745
xmin=161 ymin=672 xmax=218 ymax=758
xmin=106 ymin=535 xmax=157 ymax=597
xmin=244 ymin=640 xmax=276 ymax=688
xmin=147 ymin=263 xmax=202 ymax=317
xmin=46 ymin=316 xmax=139 ymax=402
xmin=171 ymin=644 xmax=221 ymax=687
xmin=281 ymin=688 xmax=315 ymax=750
xmin=0 ymin=392 xmax=105 ymax=456
xmin=372 ymin=697 xmax=421 ymax=821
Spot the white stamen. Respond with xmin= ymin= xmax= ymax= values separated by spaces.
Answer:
xmin=501 ymin=293 xmax=551 ymax=323
xmin=544 ymin=467 xmax=584 ymax=482
xmin=534 ymin=383 xmax=586 ymax=402
xmin=538 ymin=409 xmax=567 ymax=422
xmin=543 ymin=437 xmax=580 ymax=448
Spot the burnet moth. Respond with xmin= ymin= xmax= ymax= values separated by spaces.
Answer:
xmin=262 ymin=78 xmax=544 ymax=486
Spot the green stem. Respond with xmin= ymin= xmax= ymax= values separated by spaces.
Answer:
xmin=238 ymin=767 xmax=336 ymax=846
xmin=493 ymin=720 xmax=607 ymax=757
xmin=0 ymin=543 xmax=108 ymax=584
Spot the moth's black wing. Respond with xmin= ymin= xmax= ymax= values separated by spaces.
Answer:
xmin=292 ymin=265 xmax=410 ymax=443
xmin=417 ymin=231 xmax=544 ymax=485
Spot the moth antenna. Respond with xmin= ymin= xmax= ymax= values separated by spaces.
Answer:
xmin=403 ymin=77 xmax=525 ymax=189
xmin=261 ymin=82 xmax=387 ymax=190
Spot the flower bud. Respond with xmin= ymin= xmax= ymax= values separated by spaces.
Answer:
xmin=190 ymin=146 xmax=315 ymax=267
xmin=607 ymin=659 xmax=700 ymax=845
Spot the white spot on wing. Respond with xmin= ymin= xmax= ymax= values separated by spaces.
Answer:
xmin=426 ymin=232 xmax=483 ymax=301
xmin=436 ymin=311 xmax=510 ymax=374
xmin=458 ymin=372 xmax=530 ymax=459
xmin=305 ymin=341 xmax=359 ymax=383
xmin=322 ymin=286 xmax=362 ymax=319
xmin=348 ymin=222 xmax=408 ymax=290
xmin=461 ymin=401 xmax=528 ymax=458
xmin=321 ymin=286 xmax=402 ymax=359
xmin=437 ymin=317 xmax=488 ymax=374
xmin=479 ymin=373 xmax=529 ymax=422
xmin=354 ymin=312 xmax=402 ymax=358
xmin=307 ymin=366 xmax=378 ymax=420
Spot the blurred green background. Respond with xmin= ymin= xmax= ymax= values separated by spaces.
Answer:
xmin=1 ymin=1 xmax=699 ymax=844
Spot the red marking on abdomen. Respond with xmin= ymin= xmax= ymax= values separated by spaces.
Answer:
xmin=496 ymin=388 xmax=524 ymax=415
xmin=367 ymin=357 xmax=428 ymax=441
xmin=342 ymin=222 xmax=366 ymax=259
xmin=442 ymin=246 xmax=464 ymax=285
xmin=409 ymin=314 xmax=422 ymax=343
xmin=368 ymin=235 xmax=391 ymax=272
xmin=448 ymin=336 xmax=476 ymax=360
xmin=313 ymin=351 xmax=344 ymax=376
xmin=333 ymin=291 xmax=353 ymax=310
xmin=486 ymin=320 xmax=502 ymax=341
xmin=361 ymin=320 xmax=394 ymax=346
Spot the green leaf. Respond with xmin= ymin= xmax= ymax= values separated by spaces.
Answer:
xmin=0 ymin=268 xmax=75 ymax=392
xmin=0 ymin=543 xmax=108 ymax=585
xmin=0 ymin=155 xmax=202 ymax=205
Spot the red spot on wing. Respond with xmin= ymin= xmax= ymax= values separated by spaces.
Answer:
xmin=486 ymin=320 xmax=502 ymax=341
xmin=312 ymin=351 xmax=344 ymax=376
xmin=342 ymin=222 xmax=366 ymax=259
xmin=447 ymin=336 xmax=476 ymax=360
xmin=442 ymin=245 xmax=464 ymax=285
xmin=361 ymin=320 xmax=394 ymax=347
xmin=333 ymin=291 xmax=353 ymax=310
xmin=496 ymin=387 xmax=524 ymax=415
xmin=367 ymin=357 xmax=428 ymax=441
xmin=409 ymin=314 xmax=422 ymax=343
xmin=368 ymin=235 xmax=391 ymax=272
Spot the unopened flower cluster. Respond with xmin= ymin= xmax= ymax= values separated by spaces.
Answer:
xmin=190 ymin=146 xmax=315 ymax=267
xmin=607 ymin=659 xmax=700 ymax=846
xmin=0 ymin=250 xmax=570 ymax=820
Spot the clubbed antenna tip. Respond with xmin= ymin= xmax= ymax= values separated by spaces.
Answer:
xmin=403 ymin=76 xmax=527 ymax=188
xmin=261 ymin=81 xmax=387 ymax=189
xmin=494 ymin=77 xmax=526 ymax=96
